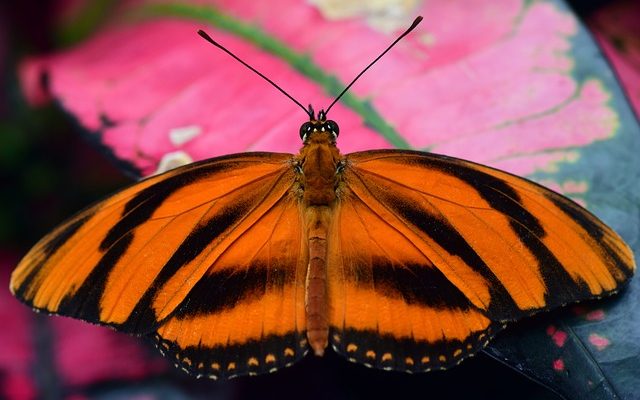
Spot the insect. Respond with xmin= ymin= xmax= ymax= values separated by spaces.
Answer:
xmin=10 ymin=17 xmax=635 ymax=380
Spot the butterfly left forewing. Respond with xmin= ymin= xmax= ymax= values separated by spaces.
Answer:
xmin=327 ymin=149 xmax=634 ymax=372
xmin=11 ymin=152 xmax=309 ymax=378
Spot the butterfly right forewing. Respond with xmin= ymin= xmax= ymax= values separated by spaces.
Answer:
xmin=327 ymin=149 xmax=634 ymax=372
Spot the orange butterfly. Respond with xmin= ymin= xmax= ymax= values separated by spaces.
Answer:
xmin=10 ymin=17 xmax=635 ymax=380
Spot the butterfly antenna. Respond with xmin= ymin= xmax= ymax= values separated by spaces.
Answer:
xmin=197 ymin=30 xmax=313 ymax=119
xmin=324 ymin=16 xmax=423 ymax=115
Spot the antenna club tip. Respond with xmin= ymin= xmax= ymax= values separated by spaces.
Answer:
xmin=411 ymin=16 xmax=423 ymax=28
xmin=197 ymin=30 xmax=215 ymax=43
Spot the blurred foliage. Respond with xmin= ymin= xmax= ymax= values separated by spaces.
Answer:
xmin=0 ymin=2 xmax=129 ymax=250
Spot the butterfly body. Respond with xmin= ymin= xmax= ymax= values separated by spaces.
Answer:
xmin=294 ymin=117 xmax=343 ymax=355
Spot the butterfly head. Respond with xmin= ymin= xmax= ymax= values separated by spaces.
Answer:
xmin=299 ymin=106 xmax=340 ymax=142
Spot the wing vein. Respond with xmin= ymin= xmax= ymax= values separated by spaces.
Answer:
xmin=346 ymin=168 xmax=491 ymax=310
xmin=353 ymin=167 xmax=495 ymax=211
xmin=157 ymin=167 xmax=294 ymax=319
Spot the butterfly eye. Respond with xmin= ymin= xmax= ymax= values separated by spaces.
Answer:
xmin=299 ymin=122 xmax=313 ymax=140
xmin=326 ymin=120 xmax=339 ymax=137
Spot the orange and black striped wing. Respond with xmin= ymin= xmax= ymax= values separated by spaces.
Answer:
xmin=328 ymin=149 xmax=635 ymax=372
xmin=10 ymin=152 xmax=309 ymax=379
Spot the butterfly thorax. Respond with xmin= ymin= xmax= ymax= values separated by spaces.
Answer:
xmin=296 ymin=131 xmax=343 ymax=207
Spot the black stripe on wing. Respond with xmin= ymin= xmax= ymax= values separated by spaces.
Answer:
xmin=172 ymin=261 xmax=292 ymax=317
xmin=544 ymin=191 xmax=634 ymax=282
xmin=12 ymin=213 xmax=94 ymax=301
xmin=347 ymin=150 xmax=617 ymax=316
xmin=366 ymin=256 xmax=473 ymax=310
xmin=51 ymin=154 xmax=293 ymax=332
xmin=408 ymin=153 xmax=621 ymax=302
xmin=347 ymin=170 xmax=521 ymax=319
xmin=57 ymin=186 xmax=260 ymax=328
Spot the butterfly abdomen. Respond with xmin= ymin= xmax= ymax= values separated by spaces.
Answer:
xmin=305 ymin=206 xmax=331 ymax=356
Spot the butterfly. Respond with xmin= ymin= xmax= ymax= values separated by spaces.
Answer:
xmin=10 ymin=17 xmax=635 ymax=380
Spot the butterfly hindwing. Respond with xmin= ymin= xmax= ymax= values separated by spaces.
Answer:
xmin=328 ymin=149 xmax=634 ymax=371
xmin=153 ymin=192 xmax=309 ymax=378
xmin=327 ymin=188 xmax=498 ymax=371
xmin=11 ymin=152 xmax=309 ymax=379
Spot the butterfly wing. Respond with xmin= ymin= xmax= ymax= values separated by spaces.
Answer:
xmin=328 ymin=149 xmax=635 ymax=372
xmin=11 ymin=152 xmax=309 ymax=379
